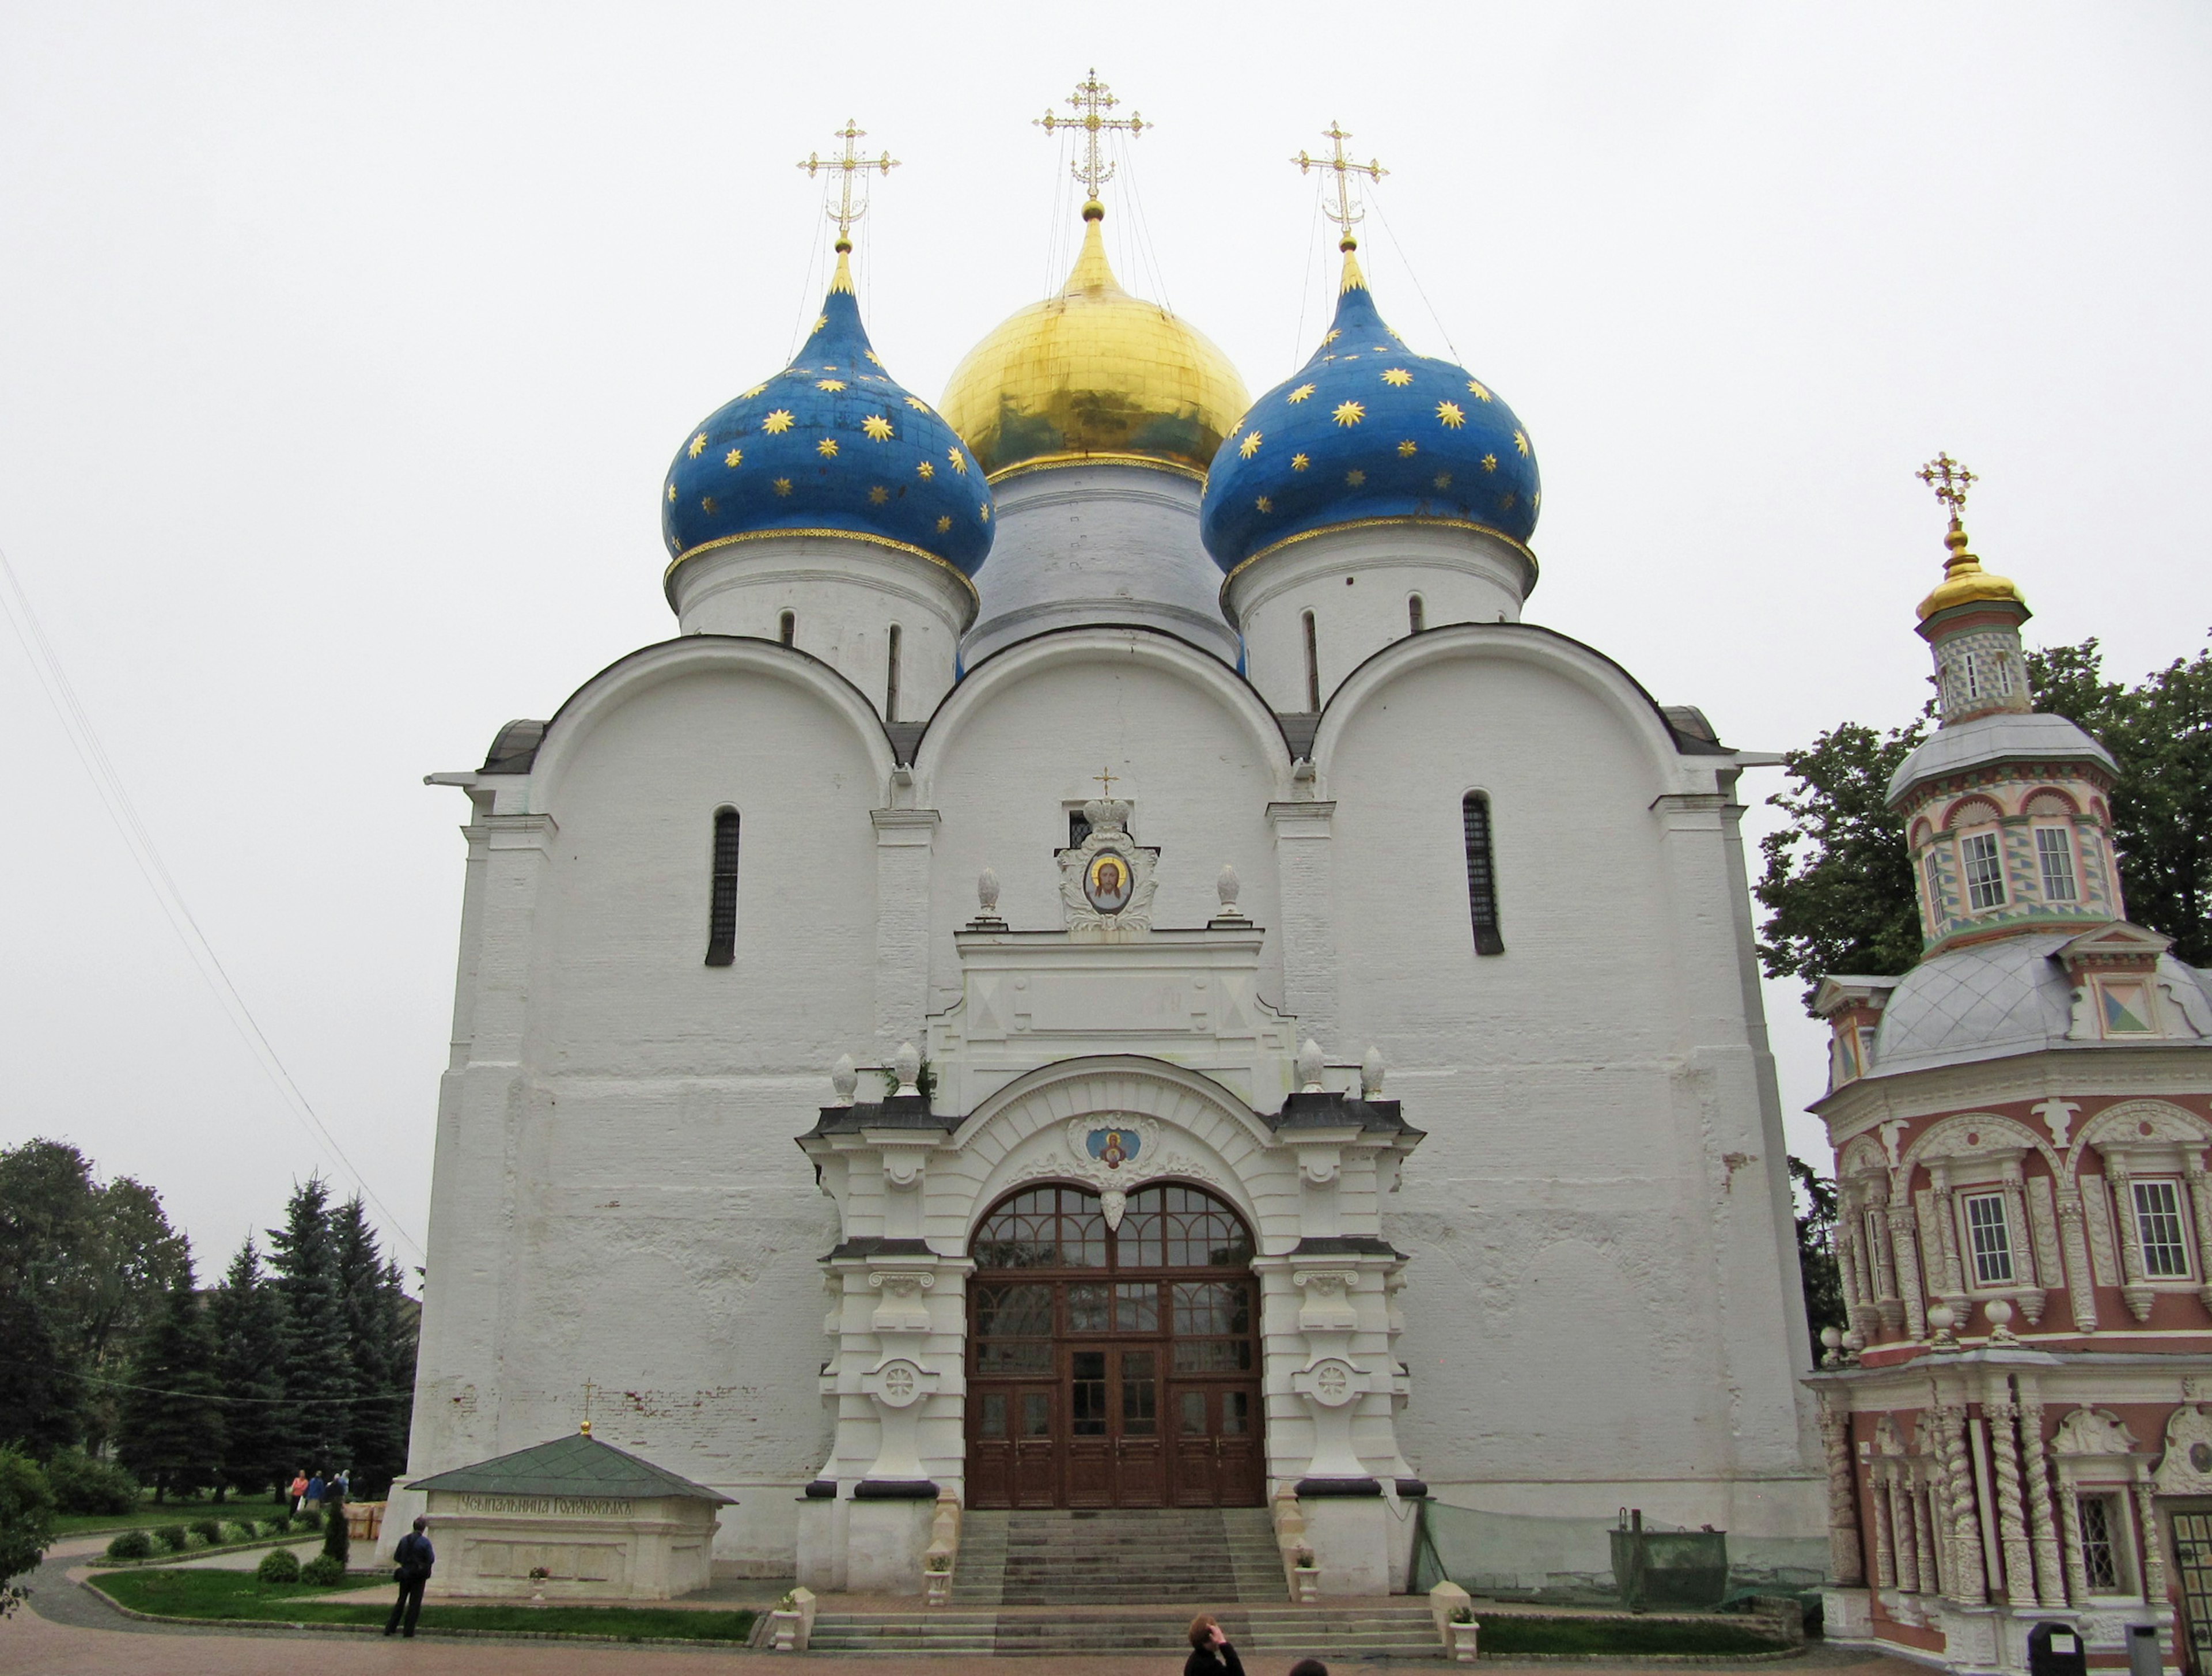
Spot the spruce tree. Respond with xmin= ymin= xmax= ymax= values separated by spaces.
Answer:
xmin=266 ymin=1180 xmax=351 ymax=1478
xmin=114 ymin=1268 xmax=225 ymax=1503
xmin=331 ymin=1197 xmax=407 ymax=1497
xmin=208 ymin=1238 xmax=288 ymax=1501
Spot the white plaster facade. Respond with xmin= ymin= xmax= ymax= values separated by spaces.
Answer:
xmin=389 ymin=451 xmax=1823 ymax=1591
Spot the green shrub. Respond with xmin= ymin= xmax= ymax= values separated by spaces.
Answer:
xmin=298 ymin=1554 xmax=344 ymax=1587
xmin=321 ymin=1502 xmax=349 ymax=1567
xmin=190 ymin=1518 xmax=224 ymax=1546
xmin=153 ymin=1525 xmax=188 ymax=1553
xmin=43 ymin=1448 xmax=140 ymax=1516
xmin=256 ymin=1548 xmax=300 ymax=1584
xmin=104 ymin=1528 xmax=153 ymax=1561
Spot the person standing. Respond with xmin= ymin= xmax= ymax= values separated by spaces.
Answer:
xmin=289 ymin=1470 xmax=308 ymax=1514
xmin=387 ymin=1516 xmax=435 ymax=1639
xmin=304 ymin=1471 xmax=324 ymax=1512
xmin=1185 ymin=1615 xmax=1245 ymax=1676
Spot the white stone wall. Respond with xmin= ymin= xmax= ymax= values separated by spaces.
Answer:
xmin=396 ymin=533 xmax=1825 ymax=1572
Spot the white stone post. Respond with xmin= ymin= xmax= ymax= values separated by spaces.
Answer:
xmin=1820 ymin=1393 xmax=1865 ymax=1586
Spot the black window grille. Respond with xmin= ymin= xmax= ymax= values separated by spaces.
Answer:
xmin=1302 ymin=610 xmax=1321 ymax=711
xmin=1408 ymin=594 xmax=1425 ymax=634
xmin=778 ymin=611 xmax=795 ymax=646
xmin=705 ymin=808 xmax=740 ymax=966
xmin=885 ymin=623 xmax=902 ymax=722
xmin=1463 ymin=792 xmax=1503 ymax=956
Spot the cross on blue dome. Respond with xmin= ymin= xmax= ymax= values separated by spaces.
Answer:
xmin=1199 ymin=250 xmax=1540 ymax=575
xmin=662 ymin=248 xmax=993 ymax=577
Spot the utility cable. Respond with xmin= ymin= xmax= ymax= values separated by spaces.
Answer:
xmin=0 ymin=544 xmax=425 ymax=1262
xmin=1366 ymin=184 xmax=1463 ymax=366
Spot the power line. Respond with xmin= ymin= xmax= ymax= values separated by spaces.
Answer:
xmin=0 ymin=1356 xmax=413 ymax=1409
xmin=0 ymin=544 xmax=425 ymax=1262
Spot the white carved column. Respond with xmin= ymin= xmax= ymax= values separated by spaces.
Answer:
xmin=2017 ymin=1386 xmax=2063 ymax=1608
xmin=870 ymin=808 xmax=939 ymax=1057
xmin=1889 ymin=1203 xmax=1930 ymax=1339
xmin=1914 ymin=1471 xmax=1944 ymax=1594
xmin=1869 ymin=1469 xmax=1897 ymax=1588
xmin=2001 ymin=1161 xmax=2048 ymax=1323
xmin=1891 ymin=1461 xmax=1921 ymax=1594
xmin=1936 ymin=1399 xmax=1988 ymax=1602
xmin=2057 ymin=1189 xmax=2101 ymax=1332
xmin=1268 ymin=800 xmax=1339 ymax=1053
xmin=2056 ymin=1465 xmax=2090 ymax=1605
xmin=1985 ymin=1389 xmax=2036 ymax=1606
xmin=2105 ymin=1155 xmax=2157 ymax=1323
xmin=2186 ymin=1152 xmax=2212 ymax=1312
xmin=1865 ymin=1180 xmax=1904 ymax=1330
xmin=1838 ymin=1190 xmax=1875 ymax=1335
xmin=1820 ymin=1392 xmax=1865 ymax=1586
xmin=2132 ymin=1469 xmax=2168 ymax=1606
xmin=1929 ymin=1165 xmax=1970 ymax=1314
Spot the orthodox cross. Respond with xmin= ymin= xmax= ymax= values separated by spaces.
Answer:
xmin=1093 ymin=766 xmax=1119 ymax=797
xmin=581 ymin=1378 xmax=600 ymax=1436
xmin=1917 ymin=452 xmax=1976 ymax=525
xmin=798 ymin=119 xmax=899 ymax=245
xmin=1294 ymin=121 xmax=1388 ymax=250
xmin=1037 ymin=70 xmax=1148 ymax=202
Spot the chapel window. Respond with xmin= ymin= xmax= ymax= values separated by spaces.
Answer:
xmin=1961 ymin=1191 xmax=2015 ymax=1285
xmin=2132 ymin=1179 xmax=2191 ymax=1277
xmin=2078 ymin=1495 xmax=2126 ymax=1592
xmin=1461 ymin=792 xmax=1504 ymax=957
xmin=1960 ymin=831 xmax=2006 ymax=911
xmin=1302 ymin=610 xmax=1321 ymax=712
xmin=1923 ymin=850 xmax=1947 ymax=920
xmin=779 ymin=610 xmax=796 ymax=646
xmin=885 ymin=623 xmax=902 ymax=722
xmin=1408 ymin=594 xmax=1425 ymax=634
xmin=1960 ymin=651 xmax=1983 ymax=702
xmin=704 ymin=808 xmax=740 ymax=967
xmin=2036 ymin=827 xmax=2078 ymax=902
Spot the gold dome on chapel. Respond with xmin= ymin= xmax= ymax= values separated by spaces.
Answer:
xmin=940 ymin=204 xmax=1249 ymax=482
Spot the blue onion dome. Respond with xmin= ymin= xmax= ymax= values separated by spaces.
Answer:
xmin=1199 ymin=246 xmax=1539 ymax=576
xmin=661 ymin=244 xmax=993 ymax=578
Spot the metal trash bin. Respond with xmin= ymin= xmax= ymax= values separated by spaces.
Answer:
xmin=2128 ymin=1624 xmax=2164 ymax=1676
xmin=2027 ymin=1621 xmax=2088 ymax=1676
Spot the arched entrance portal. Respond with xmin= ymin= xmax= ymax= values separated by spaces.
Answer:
xmin=966 ymin=1182 xmax=1264 ymax=1509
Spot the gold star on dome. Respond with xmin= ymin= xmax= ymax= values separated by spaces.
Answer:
xmin=1500 ymin=491 xmax=1516 ymax=510
xmin=865 ymin=351 xmax=884 ymax=366
xmin=1321 ymin=329 xmax=1340 ymax=346
xmin=1346 ymin=468 xmax=1366 ymax=486
xmin=1467 ymin=379 xmax=1492 ymax=402
xmin=1381 ymin=368 xmax=1412 ymax=387
xmin=1255 ymin=495 xmax=1273 ymax=512
xmin=1397 ymin=440 xmax=1416 ymax=456
xmin=817 ymin=438 xmax=839 ymax=457
xmin=903 ymin=395 xmax=930 ymax=411
xmin=1287 ymin=384 xmax=1316 ymax=404
xmin=1433 ymin=472 xmax=1452 ymax=489
xmin=724 ymin=448 xmax=743 ymax=468
xmin=817 ymin=379 xmax=846 ymax=392
xmin=948 ymin=449 xmax=967 ymax=474
xmin=666 ymin=483 xmax=676 ymax=503
xmin=1513 ymin=429 xmax=1530 ymax=456
xmin=1291 ymin=453 xmax=1310 ymax=471
xmin=1332 ymin=400 xmax=1365 ymax=426
xmin=1480 ymin=453 xmax=1497 ymax=472
xmin=868 ymin=485 xmax=889 ymax=504
xmin=862 ymin=415 xmax=894 ymax=440
xmin=916 ymin=460 xmax=935 ymax=480
xmin=1239 ymin=431 xmax=1263 ymax=459
xmin=812 ymin=315 xmax=828 ymax=334
xmin=1532 ymin=490 xmax=1541 ymax=510
xmin=701 ymin=495 xmax=718 ymax=514
xmin=688 ymin=433 xmax=708 ymax=459
xmin=773 ymin=477 xmax=793 ymax=495
xmin=979 ymin=505 xmax=990 ymax=523
xmin=1435 ymin=402 xmax=1465 ymax=429
xmin=763 ymin=410 xmax=794 ymax=434
xmin=935 ymin=514 xmax=953 ymax=532
xmin=742 ymin=384 xmax=767 ymax=400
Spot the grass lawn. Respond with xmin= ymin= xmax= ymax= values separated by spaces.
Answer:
xmin=1478 ymin=1617 xmax=1785 ymax=1656
xmin=89 ymin=1568 xmax=757 ymax=1643
xmin=55 ymin=1499 xmax=292 ymax=1537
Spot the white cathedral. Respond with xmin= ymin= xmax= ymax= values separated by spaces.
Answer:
xmin=388 ymin=103 xmax=1825 ymax=1596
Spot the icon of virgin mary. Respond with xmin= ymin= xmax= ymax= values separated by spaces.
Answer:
xmin=1084 ymin=850 xmax=1134 ymax=913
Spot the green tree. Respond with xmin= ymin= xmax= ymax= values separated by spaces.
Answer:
xmin=331 ymin=1197 xmax=415 ymax=1499
xmin=0 ymin=1446 xmax=57 ymax=1619
xmin=208 ymin=1238 xmax=288 ymax=1500
xmin=0 ymin=1140 xmax=189 ymax=1454
xmin=115 ymin=1269 xmax=225 ymax=1503
xmin=267 ymin=1179 xmax=351 ymax=1475
xmin=323 ymin=1494 xmax=350 ymax=1567
xmin=1790 ymin=1158 xmax=1846 ymax=1360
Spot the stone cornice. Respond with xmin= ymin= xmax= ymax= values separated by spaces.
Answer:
xmin=1818 ymin=1046 xmax=2212 ymax=1139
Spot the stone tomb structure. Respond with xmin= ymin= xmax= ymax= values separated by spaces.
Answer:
xmin=387 ymin=120 xmax=1824 ymax=1597
xmin=408 ymin=1428 xmax=729 ymax=1601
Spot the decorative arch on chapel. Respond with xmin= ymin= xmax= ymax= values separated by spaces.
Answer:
xmin=2069 ymin=1099 xmax=2212 ymax=1174
xmin=1901 ymin=1111 xmax=2060 ymax=1179
xmin=1940 ymin=793 xmax=2006 ymax=831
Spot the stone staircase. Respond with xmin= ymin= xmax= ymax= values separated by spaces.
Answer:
xmin=808 ymin=1506 xmax=1444 ymax=1658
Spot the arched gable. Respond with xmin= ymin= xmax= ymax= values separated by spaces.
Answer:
xmin=1941 ymin=793 xmax=2005 ymax=831
xmin=1902 ymin=1111 xmax=2058 ymax=1178
xmin=527 ymin=634 xmax=900 ymax=802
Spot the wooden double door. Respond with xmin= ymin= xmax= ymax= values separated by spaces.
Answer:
xmin=965 ymin=1183 xmax=1264 ymax=1509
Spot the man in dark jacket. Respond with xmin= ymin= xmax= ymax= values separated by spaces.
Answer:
xmin=387 ymin=1516 xmax=434 ymax=1638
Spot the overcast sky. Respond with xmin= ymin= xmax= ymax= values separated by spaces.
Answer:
xmin=3 ymin=2 xmax=2207 ymax=1279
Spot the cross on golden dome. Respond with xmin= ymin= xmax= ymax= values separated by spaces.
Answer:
xmin=1037 ymin=70 xmax=1149 ymax=208
xmin=1917 ymin=451 xmax=1976 ymax=526
xmin=798 ymin=119 xmax=899 ymax=248
xmin=1294 ymin=120 xmax=1388 ymax=252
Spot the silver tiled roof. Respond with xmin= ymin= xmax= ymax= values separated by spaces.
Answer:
xmin=1887 ymin=712 xmax=2116 ymax=805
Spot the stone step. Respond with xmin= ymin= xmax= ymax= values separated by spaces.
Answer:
xmin=810 ymin=1601 xmax=1443 ymax=1658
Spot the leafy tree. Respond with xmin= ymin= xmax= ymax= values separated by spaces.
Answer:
xmin=267 ymin=1179 xmax=352 ymax=1476
xmin=1790 ymin=1158 xmax=1846 ymax=1360
xmin=0 ymin=1140 xmax=189 ymax=1454
xmin=115 ymin=1269 xmax=225 ymax=1503
xmin=208 ymin=1238 xmax=289 ymax=1500
xmin=0 ymin=1446 xmax=56 ymax=1619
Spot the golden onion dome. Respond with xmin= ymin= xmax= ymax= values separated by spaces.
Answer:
xmin=1917 ymin=519 xmax=2028 ymax=620
xmin=940 ymin=202 xmax=1249 ymax=482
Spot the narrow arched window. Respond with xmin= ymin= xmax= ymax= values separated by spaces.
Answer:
xmin=705 ymin=808 xmax=740 ymax=966
xmin=778 ymin=611 xmax=796 ymax=646
xmin=885 ymin=624 xmax=902 ymax=722
xmin=1408 ymin=594 xmax=1425 ymax=634
xmin=1462 ymin=792 xmax=1503 ymax=956
xmin=1302 ymin=610 xmax=1321 ymax=712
